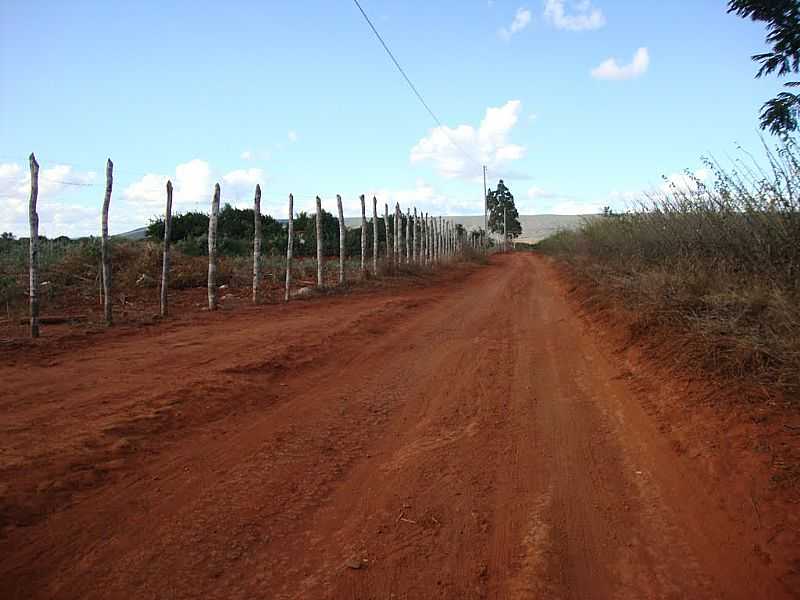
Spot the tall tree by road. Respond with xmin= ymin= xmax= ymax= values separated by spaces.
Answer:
xmin=729 ymin=0 xmax=800 ymax=136
xmin=486 ymin=180 xmax=522 ymax=242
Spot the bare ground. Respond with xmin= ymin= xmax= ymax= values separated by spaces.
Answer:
xmin=1 ymin=253 xmax=797 ymax=599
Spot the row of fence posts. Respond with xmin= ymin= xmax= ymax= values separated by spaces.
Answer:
xmin=24 ymin=153 xmax=492 ymax=338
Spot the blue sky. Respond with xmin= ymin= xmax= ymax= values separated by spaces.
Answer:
xmin=0 ymin=0 xmax=786 ymax=236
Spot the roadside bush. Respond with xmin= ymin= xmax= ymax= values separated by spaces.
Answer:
xmin=537 ymin=141 xmax=800 ymax=395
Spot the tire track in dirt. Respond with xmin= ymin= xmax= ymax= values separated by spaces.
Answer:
xmin=0 ymin=254 xmax=794 ymax=599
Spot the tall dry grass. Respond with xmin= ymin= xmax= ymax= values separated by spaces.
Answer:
xmin=538 ymin=141 xmax=800 ymax=395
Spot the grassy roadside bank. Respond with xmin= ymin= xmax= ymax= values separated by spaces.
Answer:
xmin=536 ymin=143 xmax=800 ymax=399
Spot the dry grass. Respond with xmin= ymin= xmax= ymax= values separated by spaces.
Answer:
xmin=537 ymin=141 xmax=800 ymax=397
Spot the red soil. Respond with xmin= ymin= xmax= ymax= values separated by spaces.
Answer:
xmin=0 ymin=253 xmax=797 ymax=599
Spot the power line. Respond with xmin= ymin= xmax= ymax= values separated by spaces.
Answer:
xmin=351 ymin=0 xmax=483 ymax=170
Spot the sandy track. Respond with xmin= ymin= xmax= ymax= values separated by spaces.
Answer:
xmin=0 ymin=253 xmax=792 ymax=599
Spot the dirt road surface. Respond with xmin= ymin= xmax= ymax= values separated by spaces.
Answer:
xmin=1 ymin=253 xmax=795 ymax=599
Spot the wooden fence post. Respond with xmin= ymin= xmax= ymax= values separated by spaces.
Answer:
xmin=384 ymin=202 xmax=390 ymax=266
xmin=28 ymin=153 xmax=39 ymax=338
xmin=160 ymin=180 xmax=173 ymax=317
xmin=395 ymin=203 xmax=401 ymax=266
xmin=316 ymin=195 xmax=324 ymax=288
xmin=337 ymin=194 xmax=345 ymax=285
xmin=442 ymin=220 xmax=446 ymax=261
xmin=421 ymin=213 xmax=427 ymax=265
xmin=433 ymin=215 xmax=437 ymax=264
xmin=372 ymin=196 xmax=378 ymax=274
xmin=412 ymin=208 xmax=417 ymax=264
xmin=360 ymin=194 xmax=367 ymax=276
xmin=208 ymin=183 xmax=220 ymax=310
xmin=406 ymin=208 xmax=411 ymax=263
xmin=432 ymin=216 xmax=438 ymax=264
xmin=252 ymin=184 xmax=262 ymax=304
xmin=285 ymin=193 xmax=294 ymax=302
xmin=101 ymin=159 xmax=113 ymax=325
xmin=429 ymin=215 xmax=434 ymax=264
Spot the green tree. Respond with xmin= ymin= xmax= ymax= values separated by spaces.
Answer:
xmin=486 ymin=180 xmax=522 ymax=240
xmin=146 ymin=206 xmax=286 ymax=256
xmin=729 ymin=0 xmax=800 ymax=136
xmin=301 ymin=208 xmax=340 ymax=257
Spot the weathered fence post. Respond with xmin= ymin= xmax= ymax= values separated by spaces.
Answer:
xmin=406 ymin=208 xmax=411 ymax=263
xmin=384 ymin=203 xmax=391 ymax=266
xmin=421 ymin=213 xmax=427 ymax=265
xmin=429 ymin=215 xmax=434 ymax=264
xmin=285 ymin=194 xmax=294 ymax=302
xmin=160 ymin=180 xmax=173 ymax=317
xmin=372 ymin=196 xmax=378 ymax=274
xmin=252 ymin=184 xmax=262 ymax=304
xmin=412 ymin=208 xmax=417 ymax=264
xmin=446 ymin=221 xmax=451 ymax=260
xmin=101 ymin=159 xmax=113 ymax=325
xmin=442 ymin=218 xmax=446 ymax=262
xmin=337 ymin=194 xmax=346 ymax=285
xmin=360 ymin=194 xmax=367 ymax=276
xmin=433 ymin=215 xmax=437 ymax=264
xmin=208 ymin=183 xmax=221 ymax=310
xmin=436 ymin=217 xmax=441 ymax=263
xmin=28 ymin=153 xmax=40 ymax=338
xmin=316 ymin=195 xmax=324 ymax=288
xmin=395 ymin=203 xmax=401 ymax=266
xmin=432 ymin=216 xmax=438 ymax=264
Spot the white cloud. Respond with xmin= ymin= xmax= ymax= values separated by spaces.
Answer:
xmin=240 ymin=150 xmax=253 ymax=161
xmin=287 ymin=130 xmax=298 ymax=143
xmin=368 ymin=179 xmax=481 ymax=216
xmin=0 ymin=161 xmax=100 ymax=237
xmin=222 ymin=168 xmax=266 ymax=206
xmin=410 ymin=100 xmax=526 ymax=180
xmin=121 ymin=160 xmax=267 ymax=223
xmin=591 ymin=47 xmax=650 ymax=80
xmin=499 ymin=7 xmax=532 ymax=40
xmin=544 ymin=0 xmax=606 ymax=31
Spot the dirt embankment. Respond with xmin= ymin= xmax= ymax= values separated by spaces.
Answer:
xmin=1 ymin=253 xmax=797 ymax=599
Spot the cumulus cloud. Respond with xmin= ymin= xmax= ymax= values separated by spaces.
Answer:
xmin=123 ymin=159 xmax=212 ymax=208
xmin=122 ymin=160 xmax=265 ymax=223
xmin=240 ymin=150 xmax=253 ymax=161
xmin=366 ymin=179 xmax=483 ymax=216
xmin=222 ymin=168 xmax=266 ymax=205
xmin=499 ymin=7 xmax=532 ymax=40
xmin=544 ymin=0 xmax=606 ymax=31
xmin=410 ymin=100 xmax=526 ymax=180
xmin=0 ymin=162 xmax=99 ymax=237
xmin=591 ymin=47 xmax=650 ymax=80
xmin=0 ymin=157 xmax=272 ymax=237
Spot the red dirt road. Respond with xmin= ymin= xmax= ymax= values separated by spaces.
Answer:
xmin=0 ymin=253 xmax=795 ymax=599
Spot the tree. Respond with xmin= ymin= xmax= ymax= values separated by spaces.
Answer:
xmin=486 ymin=180 xmax=522 ymax=240
xmin=729 ymin=0 xmax=800 ymax=136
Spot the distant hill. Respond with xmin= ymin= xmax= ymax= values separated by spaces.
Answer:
xmin=116 ymin=215 xmax=596 ymax=244
xmin=115 ymin=227 xmax=148 ymax=240
xmin=343 ymin=214 xmax=596 ymax=244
